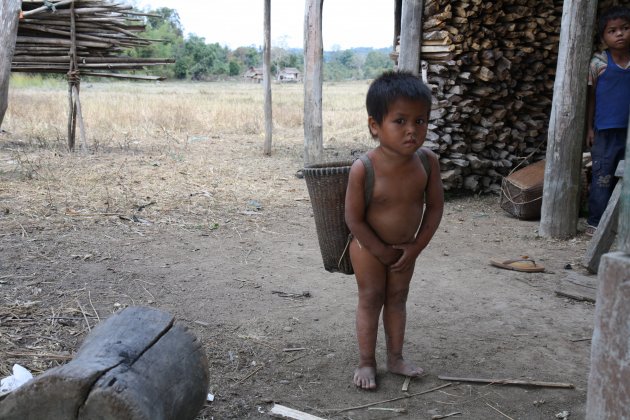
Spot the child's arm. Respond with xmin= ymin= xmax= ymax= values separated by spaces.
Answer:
xmin=586 ymin=84 xmax=596 ymax=148
xmin=345 ymin=159 xmax=402 ymax=266
xmin=390 ymin=150 xmax=444 ymax=273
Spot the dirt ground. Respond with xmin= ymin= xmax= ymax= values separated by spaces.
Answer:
xmin=0 ymin=130 xmax=597 ymax=419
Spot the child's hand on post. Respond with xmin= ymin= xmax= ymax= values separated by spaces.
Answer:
xmin=586 ymin=128 xmax=595 ymax=148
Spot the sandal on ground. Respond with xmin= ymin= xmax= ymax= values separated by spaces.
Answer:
xmin=490 ymin=256 xmax=545 ymax=273
xmin=585 ymin=225 xmax=597 ymax=237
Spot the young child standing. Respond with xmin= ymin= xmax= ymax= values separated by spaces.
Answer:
xmin=345 ymin=71 xmax=444 ymax=390
xmin=586 ymin=6 xmax=630 ymax=235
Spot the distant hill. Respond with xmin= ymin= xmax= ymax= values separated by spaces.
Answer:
xmin=286 ymin=47 xmax=392 ymax=62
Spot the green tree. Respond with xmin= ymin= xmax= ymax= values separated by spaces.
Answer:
xmin=363 ymin=50 xmax=393 ymax=79
xmin=229 ymin=60 xmax=241 ymax=76
xmin=232 ymin=46 xmax=261 ymax=69
xmin=129 ymin=7 xmax=184 ymax=79
xmin=184 ymin=35 xmax=216 ymax=80
xmin=146 ymin=7 xmax=183 ymax=37
xmin=325 ymin=49 xmax=362 ymax=81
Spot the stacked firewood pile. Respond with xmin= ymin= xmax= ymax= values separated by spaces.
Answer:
xmin=12 ymin=0 xmax=173 ymax=80
xmin=396 ymin=0 xmax=565 ymax=192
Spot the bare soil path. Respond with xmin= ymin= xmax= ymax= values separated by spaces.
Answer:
xmin=0 ymin=80 xmax=597 ymax=418
xmin=1 ymin=169 xmax=595 ymax=419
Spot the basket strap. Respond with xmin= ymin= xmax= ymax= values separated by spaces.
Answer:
xmin=417 ymin=147 xmax=431 ymax=178
xmin=359 ymin=148 xmax=431 ymax=208
xmin=358 ymin=154 xmax=374 ymax=206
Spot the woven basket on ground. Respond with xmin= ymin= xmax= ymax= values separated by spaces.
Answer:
xmin=500 ymin=159 xmax=545 ymax=220
xmin=303 ymin=161 xmax=354 ymax=275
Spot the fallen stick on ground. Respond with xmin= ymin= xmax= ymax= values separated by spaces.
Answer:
xmin=402 ymin=376 xmax=411 ymax=392
xmin=438 ymin=376 xmax=574 ymax=389
xmin=332 ymin=383 xmax=453 ymax=413
xmin=234 ymin=365 xmax=264 ymax=385
xmin=485 ymin=402 xmax=515 ymax=420
xmin=432 ymin=412 xmax=462 ymax=419
xmin=368 ymin=407 xmax=407 ymax=413
xmin=269 ymin=404 xmax=325 ymax=420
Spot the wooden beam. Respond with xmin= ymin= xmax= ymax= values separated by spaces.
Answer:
xmin=0 ymin=0 xmax=22 ymax=129
xmin=586 ymin=252 xmax=630 ymax=419
xmin=539 ymin=0 xmax=597 ymax=238
xmin=303 ymin=0 xmax=324 ymax=165
xmin=619 ymin=125 xmax=630 ymax=254
xmin=398 ymin=0 xmax=423 ymax=74
xmin=263 ymin=0 xmax=272 ymax=156
xmin=582 ymin=162 xmax=624 ymax=273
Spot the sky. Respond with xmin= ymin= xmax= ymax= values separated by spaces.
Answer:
xmin=135 ymin=1 xmax=395 ymax=51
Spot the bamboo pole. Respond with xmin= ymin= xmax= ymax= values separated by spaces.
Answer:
xmin=67 ymin=0 xmax=78 ymax=151
xmin=303 ymin=0 xmax=324 ymax=165
xmin=263 ymin=0 xmax=272 ymax=156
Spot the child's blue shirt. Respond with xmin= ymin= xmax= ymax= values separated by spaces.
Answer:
xmin=592 ymin=49 xmax=630 ymax=130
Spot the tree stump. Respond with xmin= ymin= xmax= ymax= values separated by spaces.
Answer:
xmin=0 ymin=306 xmax=209 ymax=420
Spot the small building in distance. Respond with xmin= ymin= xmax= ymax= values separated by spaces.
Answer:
xmin=243 ymin=67 xmax=263 ymax=83
xmin=277 ymin=67 xmax=301 ymax=83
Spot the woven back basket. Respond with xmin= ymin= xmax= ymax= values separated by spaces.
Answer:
xmin=500 ymin=159 xmax=545 ymax=220
xmin=303 ymin=161 xmax=354 ymax=275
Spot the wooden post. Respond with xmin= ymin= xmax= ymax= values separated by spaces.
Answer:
xmin=539 ymin=0 xmax=597 ymax=238
xmin=0 ymin=0 xmax=21 ymax=129
xmin=303 ymin=0 xmax=324 ymax=165
xmin=618 ymin=123 xmax=630 ymax=254
xmin=582 ymin=162 xmax=624 ymax=273
xmin=585 ymin=115 xmax=630 ymax=420
xmin=67 ymin=0 xmax=79 ymax=151
xmin=0 ymin=306 xmax=209 ymax=420
xmin=393 ymin=0 xmax=401 ymax=51
xmin=398 ymin=0 xmax=423 ymax=75
xmin=263 ymin=0 xmax=272 ymax=156
xmin=586 ymin=252 xmax=630 ymax=419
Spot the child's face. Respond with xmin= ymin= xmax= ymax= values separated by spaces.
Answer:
xmin=602 ymin=17 xmax=630 ymax=51
xmin=368 ymin=98 xmax=429 ymax=155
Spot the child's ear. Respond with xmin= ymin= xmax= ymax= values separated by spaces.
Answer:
xmin=368 ymin=116 xmax=379 ymax=137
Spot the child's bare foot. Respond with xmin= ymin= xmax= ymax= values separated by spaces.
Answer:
xmin=354 ymin=366 xmax=377 ymax=390
xmin=387 ymin=357 xmax=424 ymax=377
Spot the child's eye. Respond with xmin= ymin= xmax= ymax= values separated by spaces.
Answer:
xmin=394 ymin=118 xmax=405 ymax=124
xmin=416 ymin=118 xmax=426 ymax=125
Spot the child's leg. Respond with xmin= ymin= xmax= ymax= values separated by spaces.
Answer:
xmin=588 ymin=128 xmax=627 ymax=227
xmin=350 ymin=238 xmax=387 ymax=390
xmin=383 ymin=267 xmax=424 ymax=377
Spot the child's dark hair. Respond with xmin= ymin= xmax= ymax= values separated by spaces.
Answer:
xmin=366 ymin=70 xmax=432 ymax=136
xmin=599 ymin=6 xmax=630 ymax=38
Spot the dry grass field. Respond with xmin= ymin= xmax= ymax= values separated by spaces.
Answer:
xmin=1 ymin=78 xmax=371 ymax=230
xmin=1 ymin=78 xmax=596 ymax=419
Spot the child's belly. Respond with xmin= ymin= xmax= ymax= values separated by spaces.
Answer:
xmin=367 ymin=203 xmax=423 ymax=245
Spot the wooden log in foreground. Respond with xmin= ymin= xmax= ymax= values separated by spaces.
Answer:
xmin=0 ymin=306 xmax=209 ymax=420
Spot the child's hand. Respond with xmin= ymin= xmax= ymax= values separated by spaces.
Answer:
xmin=377 ymin=246 xmax=403 ymax=267
xmin=389 ymin=243 xmax=421 ymax=273
xmin=586 ymin=128 xmax=595 ymax=148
